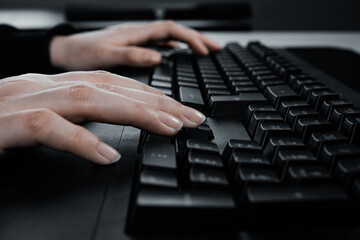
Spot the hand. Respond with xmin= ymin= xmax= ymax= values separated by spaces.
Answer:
xmin=49 ymin=21 xmax=221 ymax=70
xmin=0 ymin=71 xmax=205 ymax=164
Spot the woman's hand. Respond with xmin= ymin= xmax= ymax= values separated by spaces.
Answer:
xmin=0 ymin=71 xmax=205 ymax=164
xmin=49 ymin=21 xmax=221 ymax=70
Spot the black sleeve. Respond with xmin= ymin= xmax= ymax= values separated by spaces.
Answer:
xmin=0 ymin=24 xmax=77 ymax=79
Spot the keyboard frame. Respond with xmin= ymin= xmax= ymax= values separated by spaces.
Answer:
xmin=1 ymin=47 xmax=360 ymax=240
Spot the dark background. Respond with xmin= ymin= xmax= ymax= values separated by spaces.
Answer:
xmin=0 ymin=0 xmax=359 ymax=30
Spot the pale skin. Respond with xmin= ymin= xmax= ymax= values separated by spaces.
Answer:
xmin=0 ymin=21 xmax=221 ymax=165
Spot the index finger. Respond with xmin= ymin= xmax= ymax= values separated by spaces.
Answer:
xmin=50 ymin=71 xmax=164 ymax=96
xmin=126 ymin=21 xmax=221 ymax=55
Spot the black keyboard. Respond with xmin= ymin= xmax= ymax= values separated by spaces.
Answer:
xmin=126 ymin=42 xmax=360 ymax=233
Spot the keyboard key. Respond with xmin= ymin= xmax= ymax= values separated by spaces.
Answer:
xmin=176 ymin=67 xmax=195 ymax=75
xmin=177 ymin=81 xmax=198 ymax=88
xmin=178 ymin=86 xmax=204 ymax=112
xmin=152 ymin=64 xmax=172 ymax=82
xmin=288 ymin=73 xmax=315 ymax=87
xmin=234 ymin=168 xmax=280 ymax=199
xmin=199 ymin=69 xmax=219 ymax=75
xmin=244 ymin=184 xmax=349 ymax=225
xmin=204 ymin=83 xmax=227 ymax=90
xmin=177 ymin=76 xmax=197 ymax=83
xmin=186 ymin=123 xmax=214 ymax=141
xmin=137 ymin=189 xmax=235 ymax=208
xmin=177 ymin=71 xmax=196 ymax=79
xmin=227 ymin=151 xmax=270 ymax=180
xmin=287 ymin=166 xmax=331 ymax=184
xmin=335 ymin=159 xmax=360 ymax=190
xmin=319 ymin=99 xmax=353 ymax=120
xmin=201 ymin=73 xmax=222 ymax=79
xmin=250 ymin=70 xmax=273 ymax=80
xmin=292 ymin=78 xmax=319 ymax=93
xmin=245 ymin=105 xmax=276 ymax=127
xmin=156 ymin=87 xmax=173 ymax=96
xmin=246 ymin=184 xmax=348 ymax=206
xmin=279 ymin=100 xmax=309 ymax=118
xmin=140 ymin=169 xmax=178 ymax=188
xmin=258 ymin=79 xmax=285 ymax=92
xmin=307 ymin=131 xmax=348 ymax=157
xmin=142 ymin=142 xmax=176 ymax=170
xmin=248 ymin=112 xmax=283 ymax=137
xmin=151 ymin=80 xmax=172 ymax=89
xmin=329 ymin=106 xmax=360 ymax=129
xmin=187 ymin=151 xmax=223 ymax=168
xmin=237 ymin=168 xmax=279 ymax=185
xmin=254 ymin=122 xmax=293 ymax=148
xmin=264 ymin=85 xmax=298 ymax=109
xmin=308 ymin=89 xmax=339 ymax=111
xmin=263 ymin=137 xmax=305 ymax=161
xmin=254 ymin=75 xmax=279 ymax=86
xmin=189 ymin=168 xmax=228 ymax=188
xmin=228 ymin=76 xmax=250 ymax=81
xmin=274 ymin=150 xmax=317 ymax=178
xmin=299 ymin=83 xmax=328 ymax=101
xmin=321 ymin=144 xmax=360 ymax=171
xmin=286 ymin=107 xmax=320 ymax=129
xmin=234 ymin=86 xmax=259 ymax=94
xmin=205 ymin=89 xmax=231 ymax=101
xmin=294 ymin=117 xmax=332 ymax=142
xmin=186 ymin=139 xmax=219 ymax=153
xmin=340 ymin=116 xmax=360 ymax=145
xmin=279 ymin=65 xmax=302 ymax=80
xmin=223 ymin=139 xmax=262 ymax=162
xmin=202 ymin=78 xmax=224 ymax=84
xmin=208 ymin=93 xmax=268 ymax=117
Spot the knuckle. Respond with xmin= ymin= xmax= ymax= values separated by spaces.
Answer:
xmin=91 ymin=70 xmax=116 ymax=83
xmin=68 ymin=83 xmax=93 ymax=104
xmin=173 ymin=100 xmax=183 ymax=112
xmin=124 ymin=24 xmax=136 ymax=32
xmin=69 ymin=129 xmax=85 ymax=146
xmin=25 ymin=109 xmax=53 ymax=133
xmin=128 ymin=101 xmax=146 ymax=125
xmin=92 ymin=70 xmax=111 ymax=75
xmin=124 ymin=48 xmax=138 ymax=61
xmin=94 ymin=83 xmax=116 ymax=92
xmin=157 ymin=94 xmax=167 ymax=109
xmin=164 ymin=20 xmax=176 ymax=28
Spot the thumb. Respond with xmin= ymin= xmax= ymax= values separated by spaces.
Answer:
xmin=115 ymin=46 xmax=162 ymax=67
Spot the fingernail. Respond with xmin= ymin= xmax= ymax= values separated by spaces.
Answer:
xmin=182 ymin=105 xmax=206 ymax=127
xmin=158 ymin=111 xmax=183 ymax=131
xmin=149 ymin=54 xmax=161 ymax=63
xmin=97 ymin=142 xmax=121 ymax=164
xmin=202 ymin=48 xmax=209 ymax=55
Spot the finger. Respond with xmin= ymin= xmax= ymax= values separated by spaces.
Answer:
xmin=12 ymin=84 xmax=184 ymax=135
xmin=0 ymin=73 xmax=54 ymax=96
xmin=126 ymin=21 xmax=219 ymax=55
xmin=91 ymin=84 xmax=205 ymax=127
xmin=11 ymin=81 xmax=206 ymax=128
xmin=50 ymin=71 xmax=164 ymax=95
xmin=197 ymin=33 xmax=222 ymax=51
xmin=71 ymin=83 xmax=205 ymax=127
xmin=153 ymin=40 xmax=180 ymax=48
xmin=0 ymin=109 xmax=120 ymax=165
xmin=109 ymin=46 xmax=162 ymax=67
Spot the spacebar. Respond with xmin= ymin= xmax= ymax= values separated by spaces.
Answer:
xmin=137 ymin=189 xmax=235 ymax=208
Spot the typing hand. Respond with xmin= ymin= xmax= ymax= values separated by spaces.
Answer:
xmin=49 ymin=21 xmax=221 ymax=70
xmin=0 ymin=71 xmax=205 ymax=164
